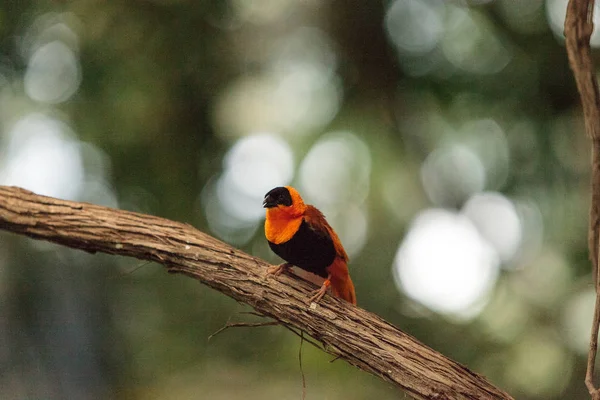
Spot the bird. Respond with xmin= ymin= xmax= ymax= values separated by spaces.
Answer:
xmin=263 ymin=186 xmax=356 ymax=305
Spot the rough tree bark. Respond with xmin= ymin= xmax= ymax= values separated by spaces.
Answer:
xmin=0 ymin=185 xmax=513 ymax=400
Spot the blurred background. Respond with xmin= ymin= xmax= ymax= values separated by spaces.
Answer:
xmin=0 ymin=0 xmax=595 ymax=399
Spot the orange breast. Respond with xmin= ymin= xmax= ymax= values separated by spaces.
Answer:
xmin=265 ymin=208 xmax=303 ymax=244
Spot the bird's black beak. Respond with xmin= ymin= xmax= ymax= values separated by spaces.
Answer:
xmin=263 ymin=194 xmax=276 ymax=208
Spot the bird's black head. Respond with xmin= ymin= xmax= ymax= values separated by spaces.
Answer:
xmin=263 ymin=186 xmax=293 ymax=208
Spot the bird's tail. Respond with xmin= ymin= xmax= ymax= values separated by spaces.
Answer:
xmin=329 ymin=258 xmax=357 ymax=305
xmin=332 ymin=275 xmax=356 ymax=305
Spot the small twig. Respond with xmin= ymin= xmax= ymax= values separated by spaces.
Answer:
xmin=207 ymin=319 xmax=279 ymax=341
xmin=299 ymin=331 xmax=306 ymax=400
xmin=329 ymin=355 xmax=342 ymax=363
xmin=110 ymin=260 xmax=153 ymax=279
xmin=280 ymin=324 xmax=325 ymax=353
xmin=236 ymin=311 xmax=327 ymax=355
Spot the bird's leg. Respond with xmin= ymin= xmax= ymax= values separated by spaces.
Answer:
xmin=308 ymin=275 xmax=331 ymax=304
xmin=266 ymin=262 xmax=292 ymax=277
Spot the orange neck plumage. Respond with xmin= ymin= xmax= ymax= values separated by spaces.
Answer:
xmin=265 ymin=186 xmax=306 ymax=244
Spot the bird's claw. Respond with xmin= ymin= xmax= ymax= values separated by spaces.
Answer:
xmin=308 ymin=288 xmax=327 ymax=304
xmin=266 ymin=262 xmax=291 ymax=277
xmin=307 ymin=279 xmax=331 ymax=304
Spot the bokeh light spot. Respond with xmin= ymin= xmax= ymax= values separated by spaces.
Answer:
xmin=461 ymin=119 xmax=510 ymax=190
xmin=507 ymin=331 xmax=572 ymax=397
xmin=200 ymin=133 xmax=294 ymax=245
xmin=201 ymin=177 xmax=260 ymax=246
xmin=219 ymin=133 xmax=294 ymax=221
xmin=329 ymin=204 xmax=368 ymax=259
xmin=512 ymin=250 xmax=571 ymax=307
xmin=441 ymin=6 xmax=512 ymax=74
xmin=213 ymin=28 xmax=341 ymax=138
xmin=562 ymin=289 xmax=596 ymax=354
xmin=24 ymin=40 xmax=81 ymax=104
xmin=231 ymin=0 xmax=296 ymax=25
xmin=0 ymin=113 xmax=84 ymax=200
xmin=420 ymin=145 xmax=485 ymax=207
xmin=298 ymin=131 xmax=371 ymax=210
xmin=393 ymin=209 xmax=500 ymax=319
xmin=462 ymin=192 xmax=521 ymax=263
xmin=224 ymin=133 xmax=294 ymax=201
xmin=498 ymin=0 xmax=546 ymax=34
xmin=384 ymin=0 xmax=445 ymax=55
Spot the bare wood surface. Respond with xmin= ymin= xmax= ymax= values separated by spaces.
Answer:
xmin=0 ymin=185 xmax=513 ymax=400
xmin=565 ymin=1 xmax=600 ymax=398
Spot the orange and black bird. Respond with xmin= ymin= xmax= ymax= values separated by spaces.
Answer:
xmin=263 ymin=186 xmax=356 ymax=305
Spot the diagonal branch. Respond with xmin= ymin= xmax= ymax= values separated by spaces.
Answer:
xmin=0 ymin=185 xmax=513 ymax=400
xmin=565 ymin=1 xmax=600 ymax=398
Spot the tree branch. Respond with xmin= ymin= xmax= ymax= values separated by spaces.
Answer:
xmin=565 ymin=1 xmax=600 ymax=398
xmin=0 ymin=185 xmax=513 ymax=400
xmin=565 ymin=0 xmax=600 ymax=284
